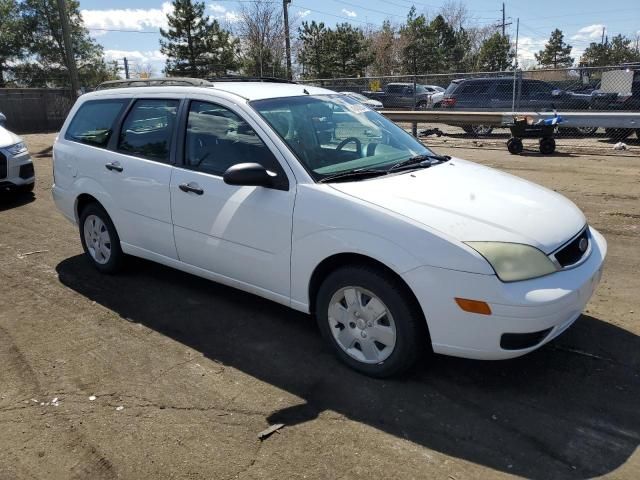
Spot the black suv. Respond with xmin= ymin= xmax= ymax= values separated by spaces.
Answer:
xmin=437 ymin=77 xmax=590 ymax=136
xmin=590 ymin=70 xmax=640 ymax=139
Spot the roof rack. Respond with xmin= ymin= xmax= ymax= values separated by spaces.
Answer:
xmin=208 ymin=75 xmax=297 ymax=84
xmin=96 ymin=77 xmax=214 ymax=90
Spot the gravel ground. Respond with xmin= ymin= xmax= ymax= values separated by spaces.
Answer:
xmin=0 ymin=133 xmax=639 ymax=480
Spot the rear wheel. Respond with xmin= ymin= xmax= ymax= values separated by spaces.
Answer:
xmin=574 ymin=126 xmax=598 ymax=136
xmin=415 ymin=100 xmax=429 ymax=110
xmin=463 ymin=124 xmax=493 ymax=137
xmin=605 ymin=128 xmax=633 ymax=140
xmin=539 ymin=137 xmax=556 ymax=155
xmin=315 ymin=265 xmax=426 ymax=377
xmin=79 ymin=203 xmax=124 ymax=274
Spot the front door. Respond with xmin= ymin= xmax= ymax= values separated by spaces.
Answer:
xmin=170 ymin=99 xmax=295 ymax=300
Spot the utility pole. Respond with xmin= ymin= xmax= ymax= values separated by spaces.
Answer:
xmin=502 ymin=3 xmax=506 ymax=37
xmin=56 ymin=0 xmax=80 ymax=97
xmin=123 ymin=57 xmax=130 ymax=79
xmin=512 ymin=18 xmax=520 ymax=113
xmin=283 ymin=0 xmax=292 ymax=80
xmin=601 ymin=27 xmax=605 ymax=45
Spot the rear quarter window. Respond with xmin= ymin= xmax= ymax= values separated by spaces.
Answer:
xmin=65 ymin=99 xmax=129 ymax=148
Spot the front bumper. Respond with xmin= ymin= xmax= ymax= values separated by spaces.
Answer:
xmin=0 ymin=149 xmax=34 ymax=191
xmin=402 ymin=227 xmax=607 ymax=360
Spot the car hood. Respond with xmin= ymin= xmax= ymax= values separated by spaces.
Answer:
xmin=0 ymin=125 xmax=21 ymax=148
xmin=330 ymin=158 xmax=585 ymax=254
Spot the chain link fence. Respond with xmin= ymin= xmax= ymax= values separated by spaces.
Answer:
xmin=300 ymin=65 xmax=640 ymax=142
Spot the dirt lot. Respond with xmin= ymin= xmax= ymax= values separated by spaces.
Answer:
xmin=1 ymin=133 xmax=639 ymax=480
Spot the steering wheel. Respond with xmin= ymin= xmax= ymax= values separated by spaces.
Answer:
xmin=336 ymin=137 xmax=362 ymax=156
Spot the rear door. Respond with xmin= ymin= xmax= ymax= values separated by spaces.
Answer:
xmin=170 ymin=98 xmax=295 ymax=301
xmin=104 ymin=95 xmax=181 ymax=259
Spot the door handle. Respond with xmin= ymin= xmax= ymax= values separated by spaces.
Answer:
xmin=179 ymin=182 xmax=204 ymax=195
xmin=105 ymin=162 xmax=123 ymax=172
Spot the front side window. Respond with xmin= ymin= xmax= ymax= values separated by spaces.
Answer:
xmin=65 ymin=99 xmax=128 ymax=148
xmin=118 ymin=99 xmax=179 ymax=162
xmin=252 ymin=95 xmax=433 ymax=180
xmin=184 ymin=101 xmax=285 ymax=178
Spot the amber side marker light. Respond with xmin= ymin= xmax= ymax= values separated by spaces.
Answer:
xmin=455 ymin=298 xmax=492 ymax=315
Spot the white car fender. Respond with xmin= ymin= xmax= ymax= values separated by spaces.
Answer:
xmin=289 ymin=227 xmax=423 ymax=312
xmin=70 ymin=176 xmax=119 ymax=226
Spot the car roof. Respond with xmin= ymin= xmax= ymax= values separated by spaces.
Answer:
xmin=83 ymin=81 xmax=334 ymax=102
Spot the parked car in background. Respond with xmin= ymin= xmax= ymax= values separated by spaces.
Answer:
xmin=0 ymin=112 xmax=6 ymax=127
xmin=0 ymin=123 xmax=35 ymax=193
xmin=52 ymin=78 xmax=606 ymax=377
xmin=339 ymin=91 xmax=383 ymax=110
xmin=438 ymin=77 xmax=592 ymax=136
xmin=363 ymin=83 xmax=435 ymax=109
xmin=590 ymin=69 xmax=640 ymax=139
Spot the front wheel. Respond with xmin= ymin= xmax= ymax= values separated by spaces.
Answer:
xmin=315 ymin=266 xmax=426 ymax=377
xmin=462 ymin=124 xmax=493 ymax=137
xmin=415 ymin=100 xmax=429 ymax=110
xmin=507 ymin=137 xmax=523 ymax=155
xmin=79 ymin=203 xmax=125 ymax=274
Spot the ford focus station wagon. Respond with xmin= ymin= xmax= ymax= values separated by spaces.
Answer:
xmin=52 ymin=79 xmax=606 ymax=377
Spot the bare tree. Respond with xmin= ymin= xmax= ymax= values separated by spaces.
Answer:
xmin=236 ymin=0 xmax=286 ymax=77
xmin=133 ymin=63 xmax=156 ymax=79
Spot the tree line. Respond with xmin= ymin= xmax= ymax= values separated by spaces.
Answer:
xmin=1 ymin=0 xmax=639 ymax=88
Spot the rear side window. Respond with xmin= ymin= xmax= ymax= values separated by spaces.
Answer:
xmin=444 ymin=82 xmax=459 ymax=95
xmin=65 ymin=99 xmax=128 ymax=148
xmin=458 ymin=82 xmax=490 ymax=95
xmin=118 ymin=99 xmax=179 ymax=163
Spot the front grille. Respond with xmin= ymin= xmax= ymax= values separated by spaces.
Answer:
xmin=0 ymin=152 xmax=6 ymax=179
xmin=554 ymin=228 xmax=590 ymax=267
xmin=19 ymin=163 xmax=34 ymax=179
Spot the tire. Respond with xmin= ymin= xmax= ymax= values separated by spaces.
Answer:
xmin=462 ymin=124 xmax=493 ymax=137
xmin=507 ymin=137 xmax=523 ymax=155
xmin=19 ymin=182 xmax=35 ymax=193
xmin=78 ymin=203 xmax=124 ymax=274
xmin=415 ymin=100 xmax=428 ymax=111
xmin=605 ymin=128 xmax=633 ymax=140
xmin=539 ymin=137 xmax=556 ymax=155
xmin=574 ymin=126 xmax=598 ymax=136
xmin=636 ymin=129 xmax=640 ymax=140
xmin=315 ymin=265 xmax=426 ymax=377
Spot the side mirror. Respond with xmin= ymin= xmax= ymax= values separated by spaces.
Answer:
xmin=223 ymin=162 xmax=275 ymax=188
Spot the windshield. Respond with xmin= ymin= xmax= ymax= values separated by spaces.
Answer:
xmin=251 ymin=94 xmax=432 ymax=181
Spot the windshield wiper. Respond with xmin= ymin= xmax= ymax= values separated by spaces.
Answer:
xmin=318 ymin=168 xmax=388 ymax=183
xmin=387 ymin=154 xmax=451 ymax=173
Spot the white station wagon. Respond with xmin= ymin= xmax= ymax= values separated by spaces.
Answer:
xmin=52 ymin=78 xmax=606 ymax=377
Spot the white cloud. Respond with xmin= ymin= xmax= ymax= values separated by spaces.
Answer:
xmin=209 ymin=3 xmax=226 ymax=14
xmin=104 ymin=49 xmax=166 ymax=64
xmin=208 ymin=2 xmax=240 ymax=23
xmin=341 ymin=8 xmax=357 ymax=18
xmin=571 ymin=24 xmax=606 ymax=41
xmin=81 ymin=2 xmax=173 ymax=35
xmin=297 ymin=9 xmax=311 ymax=18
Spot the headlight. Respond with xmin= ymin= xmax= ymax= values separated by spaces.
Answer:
xmin=466 ymin=242 xmax=558 ymax=282
xmin=5 ymin=142 xmax=27 ymax=156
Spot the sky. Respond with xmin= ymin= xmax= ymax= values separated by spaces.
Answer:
xmin=77 ymin=0 xmax=640 ymax=76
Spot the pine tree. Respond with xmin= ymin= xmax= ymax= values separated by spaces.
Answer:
xmin=535 ymin=29 xmax=573 ymax=68
xmin=477 ymin=32 xmax=514 ymax=71
xmin=298 ymin=21 xmax=331 ymax=78
xmin=160 ymin=0 xmax=238 ymax=78
xmin=16 ymin=0 xmax=117 ymax=87
xmin=329 ymin=23 xmax=372 ymax=77
xmin=582 ymin=34 xmax=640 ymax=66
xmin=0 ymin=0 xmax=26 ymax=86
